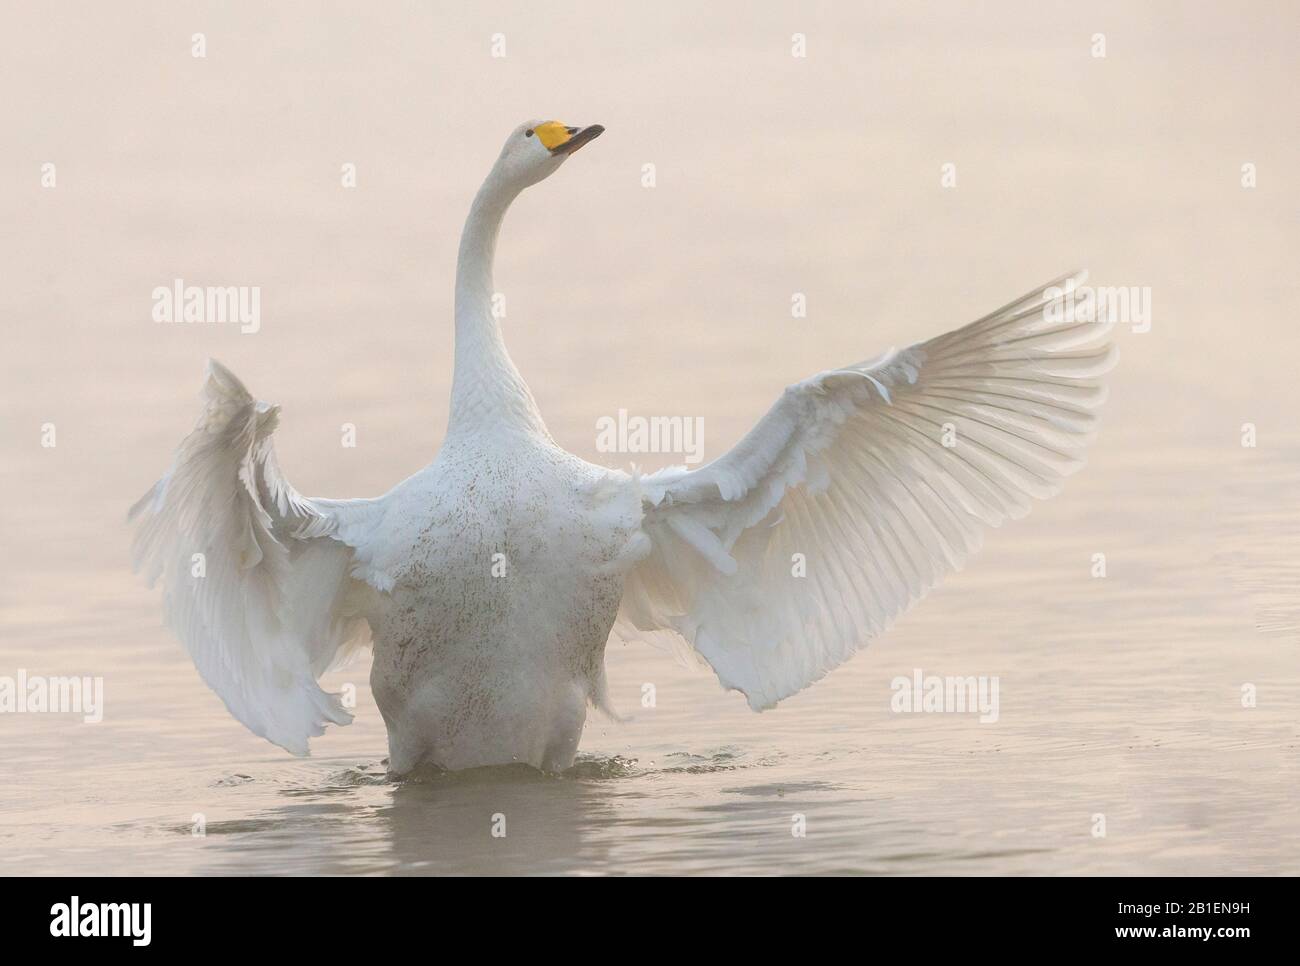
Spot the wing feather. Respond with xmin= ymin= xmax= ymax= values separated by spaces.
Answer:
xmin=130 ymin=360 xmax=383 ymax=754
xmin=620 ymin=273 xmax=1116 ymax=708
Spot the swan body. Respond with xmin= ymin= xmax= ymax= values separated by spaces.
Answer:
xmin=366 ymin=433 xmax=640 ymax=773
xmin=131 ymin=119 xmax=1116 ymax=772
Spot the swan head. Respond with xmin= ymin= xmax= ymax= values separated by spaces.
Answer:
xmin=489 ymin=119 xmax=604 ymax=189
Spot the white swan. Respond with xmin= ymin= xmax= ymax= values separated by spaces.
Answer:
xmin=131 ymin=119 xmax=1116 ymax=773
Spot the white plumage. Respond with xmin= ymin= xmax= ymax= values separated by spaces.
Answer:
xmin=623 ymin=280 xmax=1115 ymax=709
xmin=132 ymin=119 xmax=1115 ymax=771
xmin=130 ymin=361 xmax=382 ymax=754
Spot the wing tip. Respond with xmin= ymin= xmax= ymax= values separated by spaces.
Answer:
xmin=202 ymin=358 xmax=255 ymax=406
xmin=126 ymin=480 xmax=162 ymax=523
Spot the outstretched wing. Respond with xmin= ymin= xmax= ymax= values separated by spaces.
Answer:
xmin=620 ymin=272 xmax=1116 ymax=709
xmin=130 ymin=360 xmax=385 ymax=754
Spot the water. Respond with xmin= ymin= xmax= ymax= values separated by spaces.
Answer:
xmin=2 ymin=2 xmax=1297 ymax=875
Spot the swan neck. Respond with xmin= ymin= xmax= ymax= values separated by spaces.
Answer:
xmin=449 ymin=173 xmax=548 ymax=439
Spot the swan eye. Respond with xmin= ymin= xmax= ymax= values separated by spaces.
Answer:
xmin=525 ymin=129 xmax=534 ymax=138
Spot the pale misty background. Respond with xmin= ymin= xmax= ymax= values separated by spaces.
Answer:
xmin=1 ymin=1 xmax=1296 ymax=874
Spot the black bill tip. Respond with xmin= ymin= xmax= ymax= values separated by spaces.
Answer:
xmin=551 ymin=124 xmax=605 ymax=156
